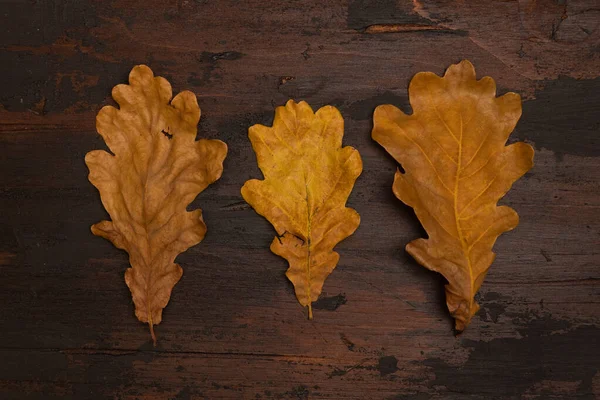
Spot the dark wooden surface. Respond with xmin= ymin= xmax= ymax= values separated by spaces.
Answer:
xmin=1 ymin=1 xmax=599 ymax=399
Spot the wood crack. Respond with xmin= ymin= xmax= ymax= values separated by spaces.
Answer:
xmin=357 ymin=23 xmax=465 ymax=35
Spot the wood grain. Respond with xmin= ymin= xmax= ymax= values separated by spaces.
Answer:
xmin=0 ymin=1 xmax=599 ymax=399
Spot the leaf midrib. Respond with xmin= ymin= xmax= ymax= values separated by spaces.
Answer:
xmin=449 ymin=112 xmax=475 ymax=316
xmin=305 ymin=179 xmax=313 ymax=320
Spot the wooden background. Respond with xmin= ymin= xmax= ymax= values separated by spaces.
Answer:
xmin=1 ymin=1 xmax=599 ymax=399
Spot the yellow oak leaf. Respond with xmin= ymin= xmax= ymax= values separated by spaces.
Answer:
xmin=85 ymin=65 xmax=227 ymax=344
xmin=242 ymin=100 xmax=362 ymax=319
xmin=372 ymin=60 xmax=534 ymax=331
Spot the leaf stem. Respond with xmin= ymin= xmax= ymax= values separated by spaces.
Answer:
xmin=148 ymin=314 xmax=157 ymax=347
xmin=308 ymin=303 xmax=313 ymax=320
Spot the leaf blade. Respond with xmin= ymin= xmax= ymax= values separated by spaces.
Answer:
xmin=373 ymin=60 xmax=534 ymax=331
xmin=85 ymin=65 xmax=227 ymax=343
xmin=242 ymin=100 xmax=362 ymax=318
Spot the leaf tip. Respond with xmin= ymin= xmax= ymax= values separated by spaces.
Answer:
xmin=284 ymin=98 xmax=298 ymax=108
xmin=282 ymin=99 xmax=316 ymax=118
xmin=129 ymin=64 xmax=155 ymax=83
xmin=457 ymin=58 xmax=475 ymax=70
xmin=446 ymin=59 xmax=476 ymax=79
xmin=171 ymin=90 xmax=201 ymax=125
xmin=372 ymin=103 xmax=391 ymax=118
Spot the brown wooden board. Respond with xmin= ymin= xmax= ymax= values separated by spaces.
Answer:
xmin=0 ymin=1 xmax=599 ymax=399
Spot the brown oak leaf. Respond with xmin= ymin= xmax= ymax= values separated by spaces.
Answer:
xmin=242 ymin=100 xmax=362 ymax=319
xmin=372 ymin=60 xmax=534 ymax=331
xmin=85 ymin=65 xmax=227 ymax=344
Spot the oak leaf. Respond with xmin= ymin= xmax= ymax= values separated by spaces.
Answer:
xmin=85 ymin=65 xmax=227 ymax=344
xmin=372 ymin=60 xmax=534 ymax=331
xmin=242 ymin=100 xmax=362 ymax=319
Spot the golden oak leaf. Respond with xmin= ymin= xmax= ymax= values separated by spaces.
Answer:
xmin=372 ymin=60 xmax=534 ymax=331
xmin=241 ymin=100 xmax=362 ymax=319
xmin=85 ymin=65 xmax=227 ymax=344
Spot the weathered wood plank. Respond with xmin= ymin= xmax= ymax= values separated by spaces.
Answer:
xmin=0 ymin=0 xmax=598 ymax=398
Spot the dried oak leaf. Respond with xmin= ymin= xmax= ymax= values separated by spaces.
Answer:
xmin=85 ymin=65 xmax=227 ymax=344
xmin=241 ymin=100 xmax=362 ymax=319
xmin=372 ymin=60 xmax=534 ymax=331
